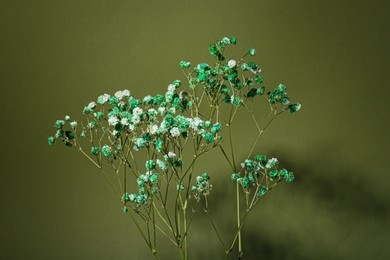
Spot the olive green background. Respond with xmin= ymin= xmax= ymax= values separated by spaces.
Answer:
xmin=1 ymin=0 xmax=389 ymax=259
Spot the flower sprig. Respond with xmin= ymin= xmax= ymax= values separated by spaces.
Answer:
xmin=48 ymin=36 xmax=301 ymax=260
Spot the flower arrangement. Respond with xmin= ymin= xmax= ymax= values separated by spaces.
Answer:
xmin=48 ymin=36 xmax=301 ymax=259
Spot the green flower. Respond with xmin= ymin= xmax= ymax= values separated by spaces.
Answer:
xmin=239 ymin=177 xmax=250 ymax=189
xmin=204 ymin=133 xmax=214 ymax=143
xmin=47 ymin=136 xmax=55 ymax=145
xmin=64 ymin=115 xmax=70 ymax=121
xmin=149 ymin=173 xmax=159 ymax=184
xmin=145 ymin=160 xmax=156 ymax=170
xmin=269 ymin=169 xmax=279 ymax=179
xmin=231 ymin=173 xmax=240 ymax=181
xmin=230 ymin=36 xmax=237 ymax=45
xmin=257 ymin=185 xmax=267 ymax=197
xmin=102 ymin=145 xmax=112 ymax=157
xmin=254 ymin=154 xmax=267 ymax=163
xmin=94 ymin=111 xmax=104 ymax=120
xmin=255 ymin=75 xmax=263 ymax=85
xmin=79 ymin=131 xmax=86 ymax=137
xmin=155 ymin=139 xmax=163 ymax=152
xmin=173 ymin=80 xmax=182 ymax=88
xmin=241 ymin=63 xmax=249 ymax=71
xmin=179 ymin=61 xmax=191 ymax=68
xmin=157 ymin=159 xmax=168 ymax=172
xmin=55 ymin=129 xmax=64 ymax=138
xmin=109 ymin=96 xmax=119 ymax=105
xmin=256 ymin=87 xmax=265 ymax=96
xmin=53 ymin=120 xmax=65 ymax=129
xmin=210 ymin=123 xmax=221 ymax=134
xmin=87 ymin=121 xmax=98 ymax=129
xmin=177 ymin=184 xmax=184 ymax=192
xmin=284 ymin=172 xmax=295 ymax=183
xmin=91 ymin=147 xmax=100 ymax=155
xmin=288 ymin=103 xmax=301 ymax=113
xmin=249 ymin=48 xmax=256 ymax=56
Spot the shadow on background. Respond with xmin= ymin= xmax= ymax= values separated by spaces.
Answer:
xmin=194 ymin=145 xmax=390 ymax=260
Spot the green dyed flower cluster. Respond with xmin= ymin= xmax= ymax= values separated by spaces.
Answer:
xmin=231 ymin=155 xmax=295 ymax=198
xmin=191 ymin=172 xmax=212 ymax=200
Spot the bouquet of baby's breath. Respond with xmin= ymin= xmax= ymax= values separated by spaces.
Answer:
xmin=48 ymin=36 xmax=301 ymax=259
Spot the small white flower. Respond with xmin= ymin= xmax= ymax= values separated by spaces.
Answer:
xmin=190 ymin=117 xmax=203 ymax=130
xmin=121 ymin=118 xmax=129 ymax=126
xmin=149 ymin=124 xmax=158 ymax=135
xmin=168 ymin=151 xmax=176 ymax=158
xmin=145 ymin=171 xmax=153 ymax=176
xmin=227 ymin=59 xmax=237 ymax=68
xmin=170 ymin=127 xmax=180 ymax=138
xmin=133 ymin=107 xmax=143 ymax=116
xmin=112 ymin=130 xmax=119 ymax=136
xmin=148 ymin=108 xmax=157 ymax=117
xmin=131 ymin=115 xmax=140 ymax=125
xmin=70 ymin=121 xmax=78 ymax=128
xmin=97 ymin=94 xmax=110 ymax=104
xmin=167 ymin=84 xmax=176 ymax=93
xmin=158 ymin=107 xmax=165 ymax=115
xmin=115 ymin=90 xmax=123 ymax=99
xmin=143 ymin=95 xmax=153 ymax=103
xmin=122 ymin=89 xmax=130 ymax=97
xmin=64 ymin=115 xmax=70 ymax=121
xmin=128 ymin=124 xmax=135 ymax=131
xmin=87 ymin=102 xmax=96 ymax=110
xmin=129 ymin=194 xmax=136 ymax=201
xmin=108 ymin=116 xmax=119 ymax=126
xmin=118 ymin=101 xmax=126 ymax=108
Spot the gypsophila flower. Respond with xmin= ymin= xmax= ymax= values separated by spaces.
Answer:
xmin=168 ymin=152 xmax=176 ymax=158
xmin=148 ymin=124 xmax=158 ymax=135
xmin=70 ymin=121 xmax=77 ymax=128
xmin=53 ymin=120 xmax=65 ymax=128
xmin=288 ymin=103 xmax=301 ymax=113
xmin=133 ymin=107 xmax=143 ymax=116
xmin=91 ymin=147 xmax=100 ymax=155
xmin=108 ymin=116 xmax=119 ymax=126
xmin=121 ymin=118 xmax=129 ymax=126
xmin=170 ymin=127 xmax=180 ymax=138
xmin=177 ymin=184 xmax=184 ymax=192
xmin=145 ymin=160 xmax=156 ymax=170
xmin=158 ymin=107 xmax=165 ymax=115
xmin=64 ymin=115 xmax=70 ymax=121
xmin=143 ymin=95 xmax=153 ymax=103
xmin=131 ymin=115 xmax=140 ymax=125
xmin=122 ymin=89 xmax=130 ymax=97
xmin=228 ymin=60 xmax=237 ymax=68
xmin=179 ymin=61 xmax=191 ymax=68
xmin=167 ymin=84 xmax=176 ymax=93
xmin=87 ymin=102 xmax=96 ymax=110
xmin=249 ymin=48 xmax=256 ymax=56
xmin=97 ymin=94 xmax=110 ymax=104
xmin=265 ymin=158 xmax=279 ymax=169
xmin=102 ymin=145 xmax=112 ymax=157
xmin=47 ymin=136 xmax=55 ymax=145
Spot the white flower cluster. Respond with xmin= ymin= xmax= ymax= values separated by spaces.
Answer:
xmin=115 ymin=89 xmax=130 ymax=100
